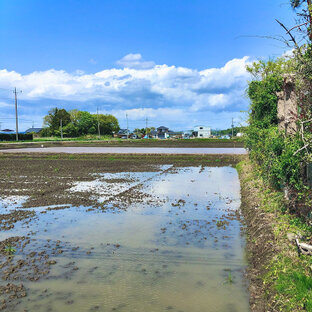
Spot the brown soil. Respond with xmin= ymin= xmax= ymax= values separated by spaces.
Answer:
xmin=0 ymin=139 xmax=244 ymax=149
xmin=0 ymin=153 xmax=244 ymax=208
xmin=238 ymin=161 xmax=278 ymax=312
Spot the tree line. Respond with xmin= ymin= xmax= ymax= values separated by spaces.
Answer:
xmin=41 ymin=108 xmax=120 ymax=137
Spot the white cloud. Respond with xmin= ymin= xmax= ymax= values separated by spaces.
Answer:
xmin=0 ymin=55 xmax=251 ymax=130
xmin=116 ymin=53 xmax=156 ymax=69
xmin=0 ymin=101 xmax=12 ymax=108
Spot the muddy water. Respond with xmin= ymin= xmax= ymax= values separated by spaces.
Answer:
xmin=0 ymin=166 xmax=249 ymax=312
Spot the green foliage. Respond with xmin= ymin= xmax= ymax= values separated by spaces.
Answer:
xmin=245 ymin=58 xmax=306 ymax=191
xmin=0 ymin=133 xmax=33 ymax=141
xmin=43 ymin=108 xmax=71 ymax=134
xmin=211 ymin=126 xmax=247 ymax=137
xmin=62 ymin=122 xmax=79 ymax=137
xmin=4 ymin=244 xmax=16 ymax=255
xmin=247 ymin=76 xmax=282 ymax=127
xmin=97 ymin=114 xmax=120 ymax=135
xmin=76 ymin=111 xmax=95 ymax=134
xmin=276 ymin=271 xmax=312 ymax=311
xmin=245 ymin=126 xmax=304 ymax=190
xmin=266 ymin=255 xmax=312 ymax=311
xmin=41 ymin=108 xmax=120 ymax=137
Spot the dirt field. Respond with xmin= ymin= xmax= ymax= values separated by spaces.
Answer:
xmin=0 ymin=138 xmax=244 ymax=150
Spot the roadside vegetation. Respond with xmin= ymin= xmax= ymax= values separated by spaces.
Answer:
xmin=241 ymin=1 xmax=312 ymax=310
xmin=238 ymin=160 xmax=312 ymax=311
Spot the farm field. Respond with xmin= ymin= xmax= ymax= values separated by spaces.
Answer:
xmin=0 ymin=154 xmax=248 ymax=312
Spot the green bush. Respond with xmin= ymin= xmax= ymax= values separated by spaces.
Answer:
xmin=245 ymin=58 xmax=306 ymax=191
xmin=0 ymin=133 xmax=33 ymax=141
xmin=245 ymin=125 xmax=304 ymax=190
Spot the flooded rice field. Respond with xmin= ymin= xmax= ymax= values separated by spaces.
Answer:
xmin=0 ymin=160 xmax=249 ymax=311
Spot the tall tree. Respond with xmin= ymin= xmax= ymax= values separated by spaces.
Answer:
xmin=95 ymin=114 xmax=120 ymax=135
xmin=43 ymin=108 xmax=71 ymax=133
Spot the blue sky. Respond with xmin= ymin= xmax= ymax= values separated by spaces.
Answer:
xmin=0 ymin=0 xmax=296 ymax=131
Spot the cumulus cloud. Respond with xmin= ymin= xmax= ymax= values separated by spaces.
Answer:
xmin=116 ymin=53 xmax=156 ymax=69
xmin=0 ymin=55 xmax=251 ymax=130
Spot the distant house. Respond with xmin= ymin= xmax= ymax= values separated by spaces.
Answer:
xmin=150 ymin=130 xmax=158 ymax=139
xmin=193 ymin=126 xmax=211 ymax=138
xmin=168 ymin=130 xmax=183 ymax=139
xmin=0 ymin=129 xmax=14 ymax=133
xmin=157 ymin=126 xmax=169 ymax=139
xmin=221 ymin=135 xmax=230 ymax=139
xmin=25 ymin=127 xmax=43 ymax=134
xmin=183 ymin=130 xmax=192 ymax=139
xmin=147 ymin=126 xmax=182 ymax=139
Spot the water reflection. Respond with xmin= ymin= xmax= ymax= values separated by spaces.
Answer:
xmin=3 ymin=166 xmax=249 ymax=312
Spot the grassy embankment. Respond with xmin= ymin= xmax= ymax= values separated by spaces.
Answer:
xmin=238 ymin=160 xmax=312 ymax=312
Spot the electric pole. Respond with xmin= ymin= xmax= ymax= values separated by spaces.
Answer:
xmin=231 ymin=118 xmax=234 ymax=138
xmin=60 ymin=119 xmax=63 ymax=140
xmin=97 ymin=106 xmax=101 ymax=139
xmin=126 ymin=114 xmax=129 ymax=139
xmin=13 ymin=87 xmax=22 ymax=141
xmin=145 ymin=117 xmax=148 ymax=138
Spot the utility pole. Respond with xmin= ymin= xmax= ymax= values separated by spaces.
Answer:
xmin=97 ymin=106 xmax=101 ymax=139
xmin=126 ymin=114 xmax=129 ymax=139
xmin=13 ymin=87 xmax=22 ymax=141
xmin=145 ymin=117 xmax=148 ymax=138
xmin=231 ymin=118 xmax=234 ymax=138
xmin=60 ymin=118 xmax=63 ymax=140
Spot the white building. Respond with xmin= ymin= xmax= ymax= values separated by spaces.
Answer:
xmin=193 ymin=125 xmax=211 ymax=138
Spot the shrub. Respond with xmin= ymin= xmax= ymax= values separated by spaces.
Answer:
xmin=0 ymin=133 xmax=33 ymax=141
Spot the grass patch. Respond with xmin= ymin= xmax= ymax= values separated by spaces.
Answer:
xmin=238 ymin=159 xmax=312 ymax=311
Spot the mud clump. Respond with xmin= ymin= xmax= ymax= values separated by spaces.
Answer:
xmin=0 ymin=283 xmax=26 ymax=311
xmin=0 ymin=211 xmax=35 ymax=230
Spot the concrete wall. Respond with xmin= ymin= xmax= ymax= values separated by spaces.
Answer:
xmin=277 ymin=75 xmax=298 ymax=135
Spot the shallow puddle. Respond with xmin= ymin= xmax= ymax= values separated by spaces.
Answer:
xmin=0 ymin=166 xmax=249 ymax=312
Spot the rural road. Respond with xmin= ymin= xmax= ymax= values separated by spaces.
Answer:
xmin=0 ymin=147 xmax=247 ymax=154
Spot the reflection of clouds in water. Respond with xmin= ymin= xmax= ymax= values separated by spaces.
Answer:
xmin=0 ymin=195 xmax=29 ymax=210
xmin=7 ymin=165 xmax=248 ymax=312
xmin=69 ymin=169 xmax=169 ymax=203
xmin=151 ymin=167 xmax=240 ymax=203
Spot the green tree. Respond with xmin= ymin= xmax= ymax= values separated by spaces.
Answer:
xmin=96 ymin=114 xmax=120 ymax=135
xmin=43 ymin=108 xmax=71 ymax=135
xmin=69 ymin=109 xmax=80 ymax=124
xmin=63 ymin=123 xmax=79 ymax=137
xmin=77 ymin=111 xmax=96 ymax=135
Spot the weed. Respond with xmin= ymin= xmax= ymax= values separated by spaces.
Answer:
xmin=224 ymin=270 xmax=234 ymax=284
xmin=4 ymin=244 xmax=16 ymax=255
